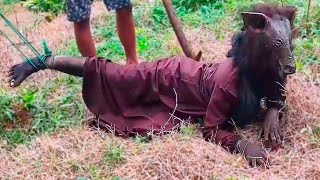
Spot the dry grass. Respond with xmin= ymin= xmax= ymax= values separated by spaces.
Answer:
xmin=185 ymin=28 xmax=232 ymax=63
xmin=0 ymin=75 xmax=319 ymax=179
xmin=1 ymin=1 xmax=320 ymax=180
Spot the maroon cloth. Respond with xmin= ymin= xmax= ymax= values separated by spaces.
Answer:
xmin=82 ymin=56 xmax=242 ymax=152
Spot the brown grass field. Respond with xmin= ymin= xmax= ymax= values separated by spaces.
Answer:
xmin=0 ymin=1 xmax=320 ymax=179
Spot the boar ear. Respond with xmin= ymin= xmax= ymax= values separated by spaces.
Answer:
xmin=241 ymin=12 xmax=269 ymax=32
xmin=278 ymin=6 xmax=297 ymax=23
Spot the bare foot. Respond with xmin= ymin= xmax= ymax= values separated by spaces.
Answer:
xmin=125 ymin=60 xmax=138 ymax=65
xmin=7 ymin=61 xmax=39 ymax=87
xmin=125 ymin=58 xmax=142 ymax=65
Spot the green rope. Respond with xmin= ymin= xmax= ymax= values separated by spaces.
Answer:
xmin=42 ymin=40 xmax=52 ymax=56
xmin=0 ymin=12 xmax=52 ymax=69
xmin=0 ymin=13 xmax=42 ymax=57
xmin=0 ymin=29 xmax=39 ymax=69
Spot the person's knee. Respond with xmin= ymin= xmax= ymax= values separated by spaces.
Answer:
xmin=73 ymin=18 xmax=91 ymax=28
xmin=116 ymin=4 xmax=133 ymax=14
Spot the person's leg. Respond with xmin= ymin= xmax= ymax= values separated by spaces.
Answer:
xmin=74 ymin=19 xmax=97 ymax=57
xmin=8 ymin=56 xmax=86 ymax=87
xmin=116 ymin=4 xmax=138 ymax=65
xmin=67 ymin=0 xmax=96 ymax=57
xmin=104 ymin=0 xmax=137 ymax=65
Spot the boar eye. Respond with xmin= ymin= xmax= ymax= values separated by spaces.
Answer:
xmin=274 ymin=38 xmax=283 ymax=47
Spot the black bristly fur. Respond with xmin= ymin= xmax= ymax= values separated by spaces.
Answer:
xmin=227 ymin=5 xmax=295 ymax=128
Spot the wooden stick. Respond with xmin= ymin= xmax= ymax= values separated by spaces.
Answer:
xmin=162 ymin=0 xmax=202 ymax=61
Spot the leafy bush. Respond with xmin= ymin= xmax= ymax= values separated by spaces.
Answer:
xmin=1 ymin=0 xmax=21 ymax=5
xmin=151 ymin=4 xmax=169 ymax=27
xmin=172 ymin=0 xmax=217 ymax=11
xmin=22 ymin=0 xmax=66 ymax=16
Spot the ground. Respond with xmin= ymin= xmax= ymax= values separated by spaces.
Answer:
xmin=0 ymin=0 xmax=320 ymax=179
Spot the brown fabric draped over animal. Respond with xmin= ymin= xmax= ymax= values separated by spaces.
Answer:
xmin=80 ymin=4 xmax=297 ymax=154
xmin=83 ymin=56 xmax=241 ymax=152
